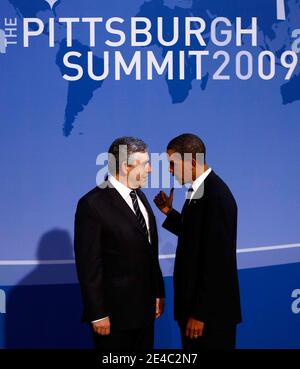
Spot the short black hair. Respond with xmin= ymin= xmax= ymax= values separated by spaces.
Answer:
xmin=167 ymin=133 xmax=206 ymax=162
xmin=108 ymin=136 xmax=148 ymax=174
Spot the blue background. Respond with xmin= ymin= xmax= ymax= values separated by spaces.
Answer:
xmin=0 ymin=0 xmax=300 ymax=348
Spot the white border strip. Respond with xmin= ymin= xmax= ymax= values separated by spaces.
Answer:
xmin=0 ymin=243 xmax=299 ymax=265
xmin=237 ymin=243 xmax=300 ymax=253
xmin=0 ymin=260 xmax=75 ymax=266
xmin=276 ymin=0 xmax=286 ymax=20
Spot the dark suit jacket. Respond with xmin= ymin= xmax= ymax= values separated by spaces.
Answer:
xmin=74 ymin=182 xmax=165 ymax=330
xmin=163 ymin=171 xmax=241 ymax=326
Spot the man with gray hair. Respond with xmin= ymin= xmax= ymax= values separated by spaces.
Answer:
xmin=74 ymin=137 xmax=165 ymax=350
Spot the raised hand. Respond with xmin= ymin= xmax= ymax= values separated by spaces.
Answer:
xmin=154 ymin=188 xmax=174 ymax=215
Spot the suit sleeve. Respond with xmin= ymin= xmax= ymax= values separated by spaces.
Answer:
xmin=162 ymin=209 xmax=182 ymax=236
xmin=190 ymin=194 xmax=237 ymax=322
xmin=155 ymin=259 xmax=165 ymax=298
xmin=74 ymin=198 xmax=107 ymax=322
xmin=151 ymin=220 xmax=165 ymax=298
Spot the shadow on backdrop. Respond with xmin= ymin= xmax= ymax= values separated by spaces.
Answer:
xmin=5 ymin=229 xmax=93 ymax=348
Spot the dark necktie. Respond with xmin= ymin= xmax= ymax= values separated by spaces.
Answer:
xmin=181 ymin=187 xmax=194 ymax=215
xmin=129 ymin=190 xmax=149 ymax=238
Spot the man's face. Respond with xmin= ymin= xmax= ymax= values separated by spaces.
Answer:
xmin=126 ymin=151 xmax=151 ymax=188
xmin=167 ymin=149 xmax=194 ymax=185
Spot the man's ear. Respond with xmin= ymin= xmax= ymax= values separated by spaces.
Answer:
xmin=119 ymin=161 xmax=129 ymax=176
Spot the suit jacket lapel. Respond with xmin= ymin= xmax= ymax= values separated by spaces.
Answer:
xmin=136 ymin=189 xmax=155 ymax=241
xmin=181 ymin=171 xmax=213 ymax=215
xmin=181 ymin=199 xmax=190 ymax=215
xmin=106 ymin=186 xmax=149 ymax=239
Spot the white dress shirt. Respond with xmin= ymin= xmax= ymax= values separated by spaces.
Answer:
xmin=92 ymin=174 xmax=151 ymax=324
xmin=108 ymin=175 xmax=150 ymax=241
xmin=187 ymin=167 xmax=212 ymax=202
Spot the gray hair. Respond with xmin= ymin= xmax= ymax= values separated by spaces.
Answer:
xmin=108 ymin=136 xmax=148 ymax=174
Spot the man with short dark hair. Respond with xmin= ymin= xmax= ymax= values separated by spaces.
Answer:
xmin=154 ymin=133 xmax=241 ymax=349
xmin=74 ymin=137 xmax=165 ymax=350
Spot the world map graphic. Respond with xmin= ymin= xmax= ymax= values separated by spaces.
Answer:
xmin=7 ymin=0 xmax=300 ymax=136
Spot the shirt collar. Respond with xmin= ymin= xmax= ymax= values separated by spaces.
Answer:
xmin=190 ymin=167 xmax=212 ymax=194
xmin=108 ymin=174 xmax=132 ymax=198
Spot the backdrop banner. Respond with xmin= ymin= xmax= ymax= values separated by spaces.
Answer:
xmin=0 ymin=0 xmax=300 ymax=349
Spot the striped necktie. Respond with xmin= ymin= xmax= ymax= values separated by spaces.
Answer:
xmin=129 ymin=190 xmax=149 ymax=238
